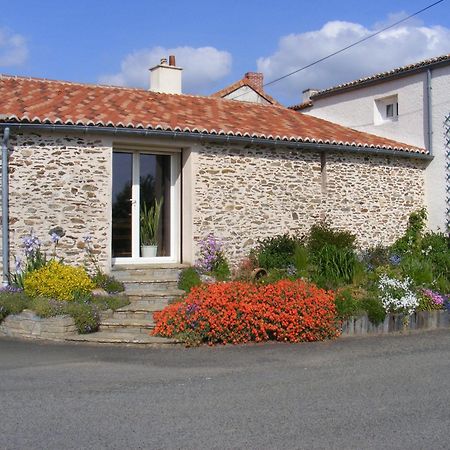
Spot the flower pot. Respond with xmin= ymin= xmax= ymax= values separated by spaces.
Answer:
xmin=141 ymin=245 xmax=157 ymax=257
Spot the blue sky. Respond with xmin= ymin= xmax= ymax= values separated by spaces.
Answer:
xmin=1 ymin=0 xmax=449 ymax=105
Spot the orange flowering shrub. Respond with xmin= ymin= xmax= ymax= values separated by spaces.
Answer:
xmin=152 ymin=279 xmax=339 ymax=345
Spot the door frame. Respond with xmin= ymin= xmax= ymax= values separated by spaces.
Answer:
xmin=111 ymin=148 xmax=181 ymax=265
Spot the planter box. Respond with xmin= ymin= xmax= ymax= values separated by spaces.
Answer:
xmin=0 ymin=310 xmax=77 ymax=341
xmin=341 ymin=310 xmax=449 ymax=337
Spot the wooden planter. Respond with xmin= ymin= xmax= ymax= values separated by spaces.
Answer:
xmin=341 ymin=310 xmax=449 ymax=337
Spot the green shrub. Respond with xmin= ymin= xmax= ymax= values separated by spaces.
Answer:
xmin=400 ymin=256 xmax=434 ymax=286
xmin=308 ymin=221 xmax=356 ymax=255
xmin=315 ymin=244 xmax=356 ymax=286
xmin=213 ymin=259 xmax=231 ymax=281
xmin=391 ymin=208 xmax=427 ymax=255
xmin=293 ymin=244 xmax=309 ymax=277
xmin=361 ymin=245 xmax=391 ymax=269
xmin=258 ymin=268 xmax=293 ymax=285
xmin=335 ymin=289 xmax=361 ymax=320
xmin=24 ymin=261 xmax=94 ymax=301
xmin=92 ymin=272 xmax=125 ymax=294
xmin=254 ymin=233 xmax=301 ymax=270
xmin=90 ymin=295 xmax=129 ymax=311
xmin=360 ymin=296 xmax=386 ymax=325
xmin=29 ymin=297 xmax=65 ymax=318
xmin=178 ymin=267 xmax=202 ymax=292
xmin=0 ymin=291 xmax=29 ymax=322
xmin=64 ymin=302 xmax=100 ymax=334
xmin=421 ymin=231 xmax=450 ymax=278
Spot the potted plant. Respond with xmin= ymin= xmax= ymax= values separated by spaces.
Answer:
xmin=140 ymin=197 xmax=163 ymax=257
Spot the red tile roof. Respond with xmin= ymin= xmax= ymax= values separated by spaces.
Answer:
xmin=290 ymin=53 xmax=450 ymax=109
xmin=0 ymin=74 xmax=426 ymax=154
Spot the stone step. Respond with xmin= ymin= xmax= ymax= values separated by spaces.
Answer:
xmin=99 ymin=317 xmax=155 ymax=332
xmin=111 ymin=264 xmax=188 ymax=282
xmin=125 ymin=288 xmax=184 ymax=302
xmin=122 ymin=279 xmax=179 ymax=292
xmin=66 ymin=331 xmax=180 ymax=346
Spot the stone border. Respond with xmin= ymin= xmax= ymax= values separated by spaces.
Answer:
xmin=0 ymin=310 xmax=77 ymax=341
xmin=341 ymin=310 xmax=449 ymax=337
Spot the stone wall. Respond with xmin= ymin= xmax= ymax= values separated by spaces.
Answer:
xmin=0 ymin=310 xmax=77 ymax=340
xmin=192 ymin=143 xmax=426 ymax=264
xmin=8 ymin=132 xmax=111 ymax=271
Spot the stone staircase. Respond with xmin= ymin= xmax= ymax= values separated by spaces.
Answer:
xmin=67 ymin=264 xmax=187 ymax=346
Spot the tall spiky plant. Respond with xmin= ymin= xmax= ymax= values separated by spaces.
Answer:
xmin=140 ymin=197 xmax=163 ymax=246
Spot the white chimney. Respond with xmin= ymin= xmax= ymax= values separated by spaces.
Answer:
xmin=149 ymin=55 xmax=182 ymax=94
xmin=302 ymin=88 xmax=319 ymax=103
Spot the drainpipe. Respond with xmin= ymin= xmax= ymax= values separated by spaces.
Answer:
xmin=2 ymin=127 xmax=10 ymax=286
xmin=426 ymin=69 xmax=433 ymax=155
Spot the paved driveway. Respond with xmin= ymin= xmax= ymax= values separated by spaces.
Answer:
xmin=1 ymin=330 xmax=449 ymax=449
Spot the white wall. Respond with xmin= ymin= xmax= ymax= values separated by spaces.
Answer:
xmin=223 ymin=86 xmax=270 ymax=105
xmin=304 ymin=67 xmax=450 ymax=231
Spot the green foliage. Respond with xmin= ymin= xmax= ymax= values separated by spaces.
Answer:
xmin=0 ymin=291 xmax=29 ymax=322
xmin=140 ymin=197 xmax=163 ymax=246
xmin=360 ymin=296 xmax=386 ymax=325
xmin=417 ymin=294 xmax=443 ymax=312
xmin=90 ymin=295 xmax=129 ymax=311
xmin=213 ymin=258 xmax=231 ymax=281
xmin=254 ymin=233 xmax=301 ymax=270
xmin=308 ymin=221 xmax=356 ymax=255
xmin=64 ymin=302 xmax=100 ymax=334
xmin=421 ymin=231 xmax=450 ymax=278
xmin=92 ymin=272 xmax=125 ymax=294
xmin=315 ymin=244 xmax=356 ymax=286
xmin=258 ymin=268 xmax=294 ymax=285
xmin=361 ymin=245 xmax=391 ymax=268
xmin=391 ymin=208 xmax=427 ymax=254
xmin=178 ymin=267 xmax=202 ymax=292
xmin=400 ymin=256 xmax=434 ymax=286
xmin=335 ymin=289 xmax=361 ymax=320
xmin=293 ymin=244 xmax=309 ymax=277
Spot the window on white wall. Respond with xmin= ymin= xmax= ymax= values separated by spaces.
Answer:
xmin=374 ymin=95 xmax=398 ymax=125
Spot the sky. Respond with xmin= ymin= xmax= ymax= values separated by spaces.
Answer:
xmin=1 ymin=0 xmax=449 ymax=105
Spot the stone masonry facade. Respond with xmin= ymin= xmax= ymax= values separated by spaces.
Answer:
xmin=192 ymin=143 xmax=426 ymax=264
xmin=8 ymin=132 xmax=110 ymax=271
xmin=3 ymin=132 xmax=427 ymax=272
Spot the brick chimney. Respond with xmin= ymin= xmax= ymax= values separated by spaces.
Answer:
xmin=149 ymin=55 xmax=182 ymax=94
xmin=244 ymin=72 xmax=264 ymax=91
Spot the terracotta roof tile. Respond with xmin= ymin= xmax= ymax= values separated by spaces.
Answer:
xmin=0 ymin=74 xmax=425 ymax=154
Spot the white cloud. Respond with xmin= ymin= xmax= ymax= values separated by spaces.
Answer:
xmin=257 ymin=18 xmax=450 ymax=104
xmin=0 ymin=27 xmax=28 ymax=67
xmin=99 ymin=45 xmax=232 ymax=94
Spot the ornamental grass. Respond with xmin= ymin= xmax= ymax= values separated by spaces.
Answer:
xmin=153 ymin=279 xmax=339 ymax=346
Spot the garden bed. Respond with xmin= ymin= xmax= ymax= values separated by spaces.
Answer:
xmin=341 ymin=310 xmax=449 ymax=337
xmin=0 ymin=309 xmax=77 ymax=341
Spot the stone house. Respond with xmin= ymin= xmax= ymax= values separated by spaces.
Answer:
xmin=291 ymin=53 xmax=450 ymax=232
xmin=0 ymin=58 xmax=432 ymax=283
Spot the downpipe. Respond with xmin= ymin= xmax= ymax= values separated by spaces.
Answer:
xmin=2 ymin=127 xmax=10 ymax=286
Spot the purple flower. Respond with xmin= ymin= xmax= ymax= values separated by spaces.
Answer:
xmin=389 ymin=254 xmax=401 ymax=266
xmin=83 ymin=235 xmax=93 ymax=244
xmin=14 ymin=257 xmax=23 ymax=274
xmin=422 ymin=289 xmax=445 ymax=305
xmin=50 ymin=232 xmax=60 ymax=244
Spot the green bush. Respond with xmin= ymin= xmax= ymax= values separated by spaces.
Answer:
xmin=92 ymin=272 xmax=125 ymax=294
xmin=391 ymin=208 xmax=427 ymax=255
xmin=421 ymin=231 xmax=450 ymax=278
xmin=335 ymin=289 xmax=361 ymax=320
xmin=178 ymin=267 xmax=202 ymax=292
xmin=90 ymin=295 xmax=129 ymax=311
xmin=360 ymin=296 xmax=386 ymax=325
xmin=0 ymin=291 xmax=29 ymax=322
xmin=308 ymin=222 xmax=356 ymax=255
xmin=213 ymin=259 xmax=231 ymax=281
xmin=254 ymin=233 xmax=301 ymax=270
xmin=315 ymin=244 xmax=356 ymax=286
xmin=65 ymin=302 xmax=100 ymax=334
xmin=400 ymin=256 xmax=434 ymax=286
xmin=293 ymin=244 xmax=309 ymax=277
xmin=361 ymin=245 xmax=391 ymax=269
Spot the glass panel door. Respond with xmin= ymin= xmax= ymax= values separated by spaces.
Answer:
xmin=112 ymin=150 xmax=179 ymax=263
xmin=112 ymin=152 xmax=133 ymax=258
xmin=139 ymin=154 xmax=171 ymax=257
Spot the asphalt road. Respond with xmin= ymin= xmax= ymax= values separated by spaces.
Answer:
xmin=1 ymin=331 xmax=449 ymax=450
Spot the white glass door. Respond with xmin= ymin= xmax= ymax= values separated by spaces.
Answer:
xmin=112 ymin=150 xmax=180 ymax=264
